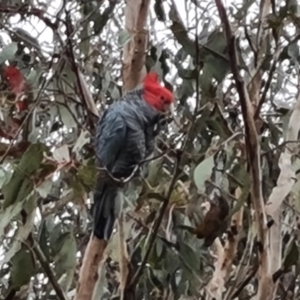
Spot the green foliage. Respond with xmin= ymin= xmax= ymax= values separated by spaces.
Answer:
xmin=118 ymin=29 xmax=132 ymax=46
xmin=193 ymin=154 xmax=214 ymax=193
xmin=9 ymin=246 xmax=36 ymax=290
xmin=0 ymin=42 xmax=18 ymax=64
xmin=0 ymin=0 xmax=300 ymax=299
xmin=2 ymin=143 xmax=45 ymax=208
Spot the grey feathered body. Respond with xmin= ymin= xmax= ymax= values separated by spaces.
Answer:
xmin=93 ymin=88 xmax=161 ymax=240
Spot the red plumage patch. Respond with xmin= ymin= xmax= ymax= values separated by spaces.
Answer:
xmin=3 ymin=66 xmax=26 ymax=94
xmin=142 ymin=72 xmax=174 ymax=111
xmin=143 ymin=72 xmax=159 ymax=84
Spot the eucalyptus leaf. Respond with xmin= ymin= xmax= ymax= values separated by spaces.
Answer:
xmin=0 ymin=196 xmax=36 ymax=267
xmin=58 ymin=105 xmax=78 ymax=130
xmin=26 ymin=69 xmax=43 ymax=89
xmin=118 ymin=29 xmax=132 ymax=47
xmin=10 ymin=247 xmax=36 ymax=290
xmin=54 ymin=232 xmax=77 ymax=278
xmin=0 ymin=167 xmax=12 ymax=189
xmin=35 ymin=179 xmax=53 ymax=198
xmin=2 ymin=144 xmax=45 ymax=208
xmin=193 ymin=155 xmax=214 ymax=193
xmin=283 ymin=239 xmax=299 ymax=271
xmin=0 ymin=42 xmax=18 ymax=64
xmin=287 ymin=41 xmax=300 ymax=63
xmin=53 ymin=145 xmax=70 ymax=163
xmin=0 ymin=201 xmax=23 ymax=236
xmin=77 ymin=159 xmax=97 ymax=188
xmin=72 ymin=130 xmax=91 ymax=160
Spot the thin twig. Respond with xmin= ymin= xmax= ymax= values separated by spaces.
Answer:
xmin=127 ymin=150 xmax=182 ymax=288
xmin=261 ymin=140 xmax=300 ymax=157
xmin=231 ymin=263 xmax=259 ymax=299
xmin=254 ymin=48 xmax=281 ymax=119
xmin=0 ymin=4 xmax=58 ymax=31
xmin=194 ymin=0 xmax=200 ymax=115
xmin=244 ymin=25 xmax=257 ymax=58
xmin=96 ymin=149 xmax=173 ymax=184
xmin=31 ymin=235 xmax=68 ymax=300
xmin=126 ymin=213 xmax=178 ymax=249
xmin=64 ymin=10 xmax=96 ymax=130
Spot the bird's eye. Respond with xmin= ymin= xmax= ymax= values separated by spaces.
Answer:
xmin=160 ymin=96 xmax=165 ymax=101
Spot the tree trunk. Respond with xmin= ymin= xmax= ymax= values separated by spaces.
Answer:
xmin=122 ymin=0 xmax=151 ymax=93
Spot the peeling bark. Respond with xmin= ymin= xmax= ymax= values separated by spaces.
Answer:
xmin=74 ymin=237 xmax=107 ymax=300
xmin=206 ymin=188 xmax=244 ymax=300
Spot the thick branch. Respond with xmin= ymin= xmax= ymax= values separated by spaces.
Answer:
xmin=264 ymin=78 xmax=300 ymax=298
xmin=122 ymin=0 xmax=151 ymax=93
xmin=118 ymin=213 xmax=130 ymax=300
xmin=214 ymin=1 xmax=272 ymax=299
xmin=74 ymin=237 xmax=108 ymax=300
xmin=206 ymin=188 xmax=244 ymax=300
xmin=266 ymin=88 xmax=300 ymax=216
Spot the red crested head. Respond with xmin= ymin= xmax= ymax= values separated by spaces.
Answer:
xmin=142 ymin=72 xmax=174 ymax=112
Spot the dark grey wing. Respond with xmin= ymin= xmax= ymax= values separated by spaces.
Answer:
xmin=111 ymin=126 xmax=146 ymax=177
xmin=95 ymin=110 xmax=127 ymax=172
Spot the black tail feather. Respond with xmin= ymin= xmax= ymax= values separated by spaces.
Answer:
xmin=93 ymin=181 xmax=117 ymax=240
